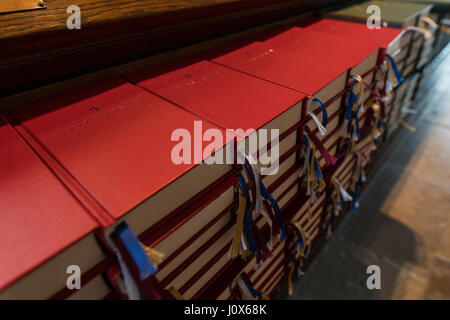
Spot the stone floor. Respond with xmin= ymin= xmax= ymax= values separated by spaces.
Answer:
xmin=280 ymin=45 xmax=450 ymax=300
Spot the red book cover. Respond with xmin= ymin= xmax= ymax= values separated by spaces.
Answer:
xmin=198 ymin=42 xmax=350 ymax=96
xmin=0 ymin=116 xmax=99 ymax=291
xmin=261 ymin=27 xmax=379 ymax=68
xmin=125 ymin=56 xmax=306 ymax=133
xmin=7 ymin=77 xmax=229 ymax=223
xmin=303 ymin=19 xmax=403 ymax=49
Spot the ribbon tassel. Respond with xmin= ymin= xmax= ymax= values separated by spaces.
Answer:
xmin=307 ymin=98 xmax=328 ymax=137
xmin=301 ymin=133 xmax=326 ymax=204
xmin=298 ymin=142 xmax=311 ymax=178
xmin=386 ymin=54 xmax=404 ymax=86
xmin=339 ymin=118 xmax=350 ymax=137
xmin=322 ymin=206 xmax=334 ymax=238
xmin=168 ymin=287 xmax=185 ymax=300
xmin=229 ymin=183 xmax=247 ymax=259
xmin=237 ymin=273 xmax=266 ymax=300
xmin=352 ymin=74 xmax=365 ymax=112
xmin=350 ymin=151 xmax=366 ymax=211
xmin=333 ymin=177 xmax=353 ymax=202
xmin=331 ymin=177 xmax=352 ymax=217
xmin=288 ymin=263 xmax=295 ymax=295
xmin=260 ymin=179 xmax=286 ymax=240
xmin=316 ymin=141 xmax=338 ymax=167
xmin=307 ymin=110 xmax=327 ymax=136
xmin=142 ymin=244 xmax=165 ymax=267
xmin=405 ymin=26 xmax=432 ymax=40
xmin=292 ymin=222 xmax=310 ymax=258
xmin=370 ymin=103 xmax=382 ymax=149
xmin=232 ymin=151 xmax=286 ymax=260
xmin=340 ymin=80 xmax=359 ymax=138
xmin=305 ymin=124 xmax=337 ymax=167
xmin=106 ymin=222 xmax=164 ymax=300
xmin=243 ymin=152 xmax=275 ymax=250
xmin=341 ymin=74 xmax=365 ymax=142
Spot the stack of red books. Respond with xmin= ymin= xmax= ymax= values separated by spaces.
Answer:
xmin=1 ymin=18 xmax=406 ymax=300
xmin=320 ymin=1 xmax=439 ymax=137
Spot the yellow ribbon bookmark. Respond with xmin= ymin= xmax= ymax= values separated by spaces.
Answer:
xmin=399 ymin=119 xmax=416 ymax=132
xmin=288 ymin=262 xmax=295 ymax=295
xmin=168 ymin=286 xmax=185 ymax=300
xmin=371 ymin=103 xmax=382 ymax=150
xmin=141 ymin=244 xmax=165 ymax=267
xmin=229 ymin=186 xmax=247 ymax=259
xmin=331 ymin=179 xmax=342 ymax=216
xmin=351 ymin=74 xmax=365 ymax=112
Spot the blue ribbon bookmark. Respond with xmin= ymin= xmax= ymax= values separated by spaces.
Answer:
xmin=259 ymin=177 xmax=287 ymax=240
xmin=244 ymin=280 xmax=264 ymax=297
xmin=345 ymin=88 xmax=357 ymax=121
xmin=352 ymin=110 xmax=361 ymax=137
xmin=115 ymin=222 xmax=157 ymax=280
xmin=313 ymin=98 xmax=328 ymax=127
xmin=244 ymin=163 xmax=287 ymax=240
xmin=293 ymin=227 xmax=305 ymax=247
xmin=386 ymin=54 xmax=404 ymax=85
xmin=351 ymin=174 xmax=363 ymax=211
xmin=238 ymin=172 xmax=259 ymax=252
xmin=313 ymin=158 xmax=323 ymax=179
